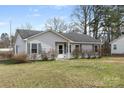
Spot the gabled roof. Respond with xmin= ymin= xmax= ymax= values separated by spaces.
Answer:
xmin=60 ymin=32 xmax=101 ymax=43
xmin=16 ymin=29 xmax=101 ymax=43
xmin=110 ymin=35 xmax=124 ymax=44
xmin=16 ymin=29 xmax=42 ymax=39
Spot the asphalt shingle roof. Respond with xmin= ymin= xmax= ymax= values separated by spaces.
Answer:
xmin=17 ymin=29 xmax=100 ymax=42
xmin=16 ymin=29 xmax=41 ymax=39
xmin=60 ymin=32 xmax=100 ymax=42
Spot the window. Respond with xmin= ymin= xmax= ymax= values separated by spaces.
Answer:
xmin=75 ymin=45 xmax=79 ymax=49
xmin=113 ymin=44 xmax=117 ymax=50
xmin=95 ymin=45 xmax=98 ymax=52
xmin=32 ymin=43 xmax=37 ymax=53
xmin=59 ymin=45 xmax=63 ymax=54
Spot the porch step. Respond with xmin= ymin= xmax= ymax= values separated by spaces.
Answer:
xmin=56 ymin=58 xmax=68 ymax=61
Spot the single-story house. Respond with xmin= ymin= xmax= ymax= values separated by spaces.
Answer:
xmin=14 ymin=29 xmax=102 ymax=60
xmin=110 ymin=35 xmax=124 ymax=55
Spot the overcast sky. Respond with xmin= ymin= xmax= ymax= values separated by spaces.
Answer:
xmin=0 ymin=5 xmax=75 ymax=35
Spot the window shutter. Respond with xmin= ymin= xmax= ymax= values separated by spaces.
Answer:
xmin=27 ymin=43 xmax=30 ymax=55
xmin=38 ymin=43 xmax=41 ymax=54
xmin=16 ymin=45 xmax=18 ymax=54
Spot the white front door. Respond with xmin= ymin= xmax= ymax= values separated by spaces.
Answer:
xmin=57 ymin=44 xmax=64 ymax=58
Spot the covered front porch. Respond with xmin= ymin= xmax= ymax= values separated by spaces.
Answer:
xmin=55 ymin=42 xmax=102 ymax=59
xmin=55 ymin=42 xmax=71 ymax=59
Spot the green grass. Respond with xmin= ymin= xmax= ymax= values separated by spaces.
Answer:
xmin=0 ymin=57 xmax=124 ymax=88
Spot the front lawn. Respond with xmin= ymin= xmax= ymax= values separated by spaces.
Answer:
xmin=0 ymin=57 xmax=124 ymax=88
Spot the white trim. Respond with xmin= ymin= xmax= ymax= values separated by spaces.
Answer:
xmin=70 ymin=44 xmax=72 ymax=53
xmin=57 ymin=44 xmax=64 ymax=54
xmin=15 ymin=44 xmax=16 ymax=54
xmin=110 ymin=35 xmax=124 ymax=44
xmin=24 ymin=30 xmax=73 ymax=42
xmin=57 ymin=43 xmax=65 ymax=59
xmin=68 ymin=42 xmax=70 ymax=59
xmin=15 ymin=45 xmax=19 ymax=54
xmin=71 ymin=42 xmax=102 ymax=45
xmin=15 ymin=32 xmax=25 ymax=42
xmin=24 ymin=32 xmax=44 ymax=40
xmin=50 ymin=31 xmax=73 ymax=42
xmin=25 ymin=40 xmax=27 ymax=54
xmin=30 ymin=43 xmax=31 ymax=56
xmin=30 ymin=43 xmax=38 ymax=55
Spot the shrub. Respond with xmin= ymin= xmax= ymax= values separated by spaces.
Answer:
xmin=83 ymin=51 xmax=90 ymax=59
xmin=72 ymin=48 xmax=81 ymax=59
xmin=11 ymin=53 xmax=28 ymax=64
xmin=6 ymin=52 xmax=14 ymax=58
xmin=0 ymin=51 xmax=13 ymax=59
xmin=81 ymin=50 xmax=85 ymax=58
xmin=88 ymin=51 xmax=96 ymax=59
xmin=95 ymin=52 xmax=101 ymax=58
xmin=48 ymin=49 xmax=57 ymax=60
xmin=41 ymin=53 xmax=48 ymax=61
xmin=40 ymin=49 xmax=57 ymax=61
xmin=31 ymin=53 xmax=37 ymax=60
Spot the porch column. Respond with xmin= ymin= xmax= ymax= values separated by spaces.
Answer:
xmin=25 ymin=40 xmax=27 ymax=54
xmin=99 ymin=44 xmax=102 ymax=56
xmin=68 ymin=42 xmax=70 ymax=59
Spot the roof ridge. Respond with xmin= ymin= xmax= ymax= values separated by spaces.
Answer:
xmin=16 ymin=29 xmax=42 ymax=32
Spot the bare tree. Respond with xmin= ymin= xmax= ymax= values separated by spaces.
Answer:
xmin=90 ymin=5 xmax=104 ymax=39
xmin=19 ymin=23 xmax=33 ymax=30
xmin=71 ymin=5 xmax=92 ymax=35
xmin=67 ymin=22 xmax=81 ymax=33
xmin=45 ymin=17 xmax=67 ymax=32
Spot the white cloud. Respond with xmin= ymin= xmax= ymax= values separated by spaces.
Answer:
xmin=32 ymin=13 xmax=41 ymax=17
xmin=48 ymin=5 xmax=67 ymax=10
xmin=26 ymin=13 xmax=41 ymax=17
xmin=29 ymin=8 xmax=39 ymax=12
xmin=34 ymin=9 xmax=39 ymax=12
xmin=49 ymin=16 xmax=68 ymax=20
xmin=0 ymin=22 xmax=8 ymax=27
xmin=27 ymin=7 xmax=41 ymax=17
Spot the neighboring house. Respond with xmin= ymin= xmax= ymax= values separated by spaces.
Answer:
xmin=110 ymin=35 xmax=124 ymax=55
xmin=14 ymin=29 xmax=102 ymax=59
xmin=0 ymin=48 xmax=13 ymax=52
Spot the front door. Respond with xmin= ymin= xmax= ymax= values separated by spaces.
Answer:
xmin=57 ymin=44 xmax=64 ymax=58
